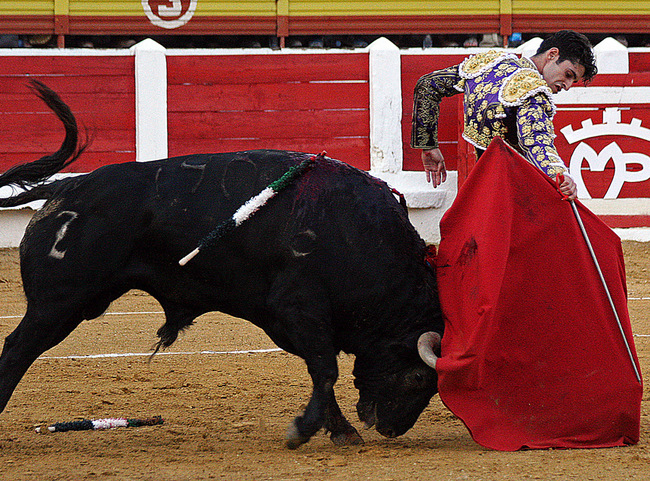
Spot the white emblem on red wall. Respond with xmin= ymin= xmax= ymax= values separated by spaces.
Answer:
xmin=560 ymin=108 xmax=650 ymax=199
xmin=142 ymin=0 xmax=198 ymax=29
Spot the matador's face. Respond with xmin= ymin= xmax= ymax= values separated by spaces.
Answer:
xmin=540 ymin=47 xmax=586 ymax=94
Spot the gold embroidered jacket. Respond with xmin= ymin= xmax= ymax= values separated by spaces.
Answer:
xmin=411 ymin=50 xmax=568 ymax=178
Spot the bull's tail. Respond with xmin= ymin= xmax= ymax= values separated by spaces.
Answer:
xmin=0 ymin=79 xmax=88 ymax=208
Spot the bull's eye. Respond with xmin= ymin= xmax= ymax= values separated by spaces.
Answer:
xmin=405 ymin=372 xmax=426 ymax=389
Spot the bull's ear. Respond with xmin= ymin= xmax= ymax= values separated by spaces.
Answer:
xmin=389 ymin=330 xmax=441 ymax=359
xmin=386 ymin=337 xmax=421 ymax=360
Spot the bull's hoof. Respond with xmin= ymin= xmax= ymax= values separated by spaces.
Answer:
xmin=330 ymin=428 xmax=364 ymax=446
xmin=285 ymin=420 xmax=310 ymax=449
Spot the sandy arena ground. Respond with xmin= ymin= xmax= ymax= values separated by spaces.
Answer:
xmin=0 ymin=242 xmax=648 ymax=480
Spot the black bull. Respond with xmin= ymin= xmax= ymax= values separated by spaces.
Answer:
xmin=0 ymin=81 xmax=443 ymax=448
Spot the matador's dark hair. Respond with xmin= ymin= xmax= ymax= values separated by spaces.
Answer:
xmin=535 ymin=30 xmax=598 ymax=83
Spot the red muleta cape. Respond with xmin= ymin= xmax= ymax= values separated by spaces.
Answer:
xmin=435 ymin=138 xmax=642 ymax=451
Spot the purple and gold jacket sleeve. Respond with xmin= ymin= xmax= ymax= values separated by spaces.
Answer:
xmin=516 ymin=93 xmax=569 ymax=179
xmin=411 ymin=65 xmax=463 ymax=150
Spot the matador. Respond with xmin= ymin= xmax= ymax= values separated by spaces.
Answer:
xmin=411 ymin=30 xmax=598 ymax=200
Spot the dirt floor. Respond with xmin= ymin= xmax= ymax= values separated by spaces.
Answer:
xmin=0 ymin=242 xmax=649 ymax=481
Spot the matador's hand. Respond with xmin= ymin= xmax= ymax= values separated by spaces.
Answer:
xmin=422 ymin=148 xmax=447 ymax=188
xmin=558 ymin=175 xmax=578 ymax=200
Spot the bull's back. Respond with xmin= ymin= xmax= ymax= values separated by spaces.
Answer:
xmin=140 ymin=149 xmax=426 ymax=325
xmin=20 ymin=150 xmax=428 ymax=329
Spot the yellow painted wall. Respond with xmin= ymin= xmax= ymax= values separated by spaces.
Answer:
xmin=287 ymin=0 xmax=500 ymax=16
xmin=1 ymin=0 xmax=647 ymax=21
xmin=0 ymin=0 xmax=53 ymax=15
xmin=512 ymin=0 xmax=650 ymax=15
xmin=67 ymin=0 xmax=276 ymax=17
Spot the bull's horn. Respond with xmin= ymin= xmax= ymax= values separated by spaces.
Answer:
xmin=417 ymin=331 xmax=441 ymax=370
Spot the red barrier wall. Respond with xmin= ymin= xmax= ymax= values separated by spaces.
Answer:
xmin=166 ymin=53 xmax=370 ymax=169
xmin=2 ymin=48 xmax=650 ymax=207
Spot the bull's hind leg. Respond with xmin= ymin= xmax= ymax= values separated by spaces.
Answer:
xmin=0 ymin=306 xmax=83 ymax=413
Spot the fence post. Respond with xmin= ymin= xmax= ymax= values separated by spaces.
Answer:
xmin=594 ymin=37 xmax=629 ymax=74
xmin=368 ymin=37 xmax=403 ymax=173
xmin=133 ymin=39 xmax=168 ymax=161
xmin=54 ymin=0 xmax=69 ymax=47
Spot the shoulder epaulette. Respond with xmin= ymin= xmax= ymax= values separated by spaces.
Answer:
xmin=499 ymin=68 xmax=554 ymax=107
xmin=459 ymin=50 xmax=517 ymax=80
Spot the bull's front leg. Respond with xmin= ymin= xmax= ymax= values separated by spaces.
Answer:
xmin=285 ymin=363 xmax=338 ymax=449
xmin=285 ymin=359 xmax=363 ymax=448
xmin=324 ymin=391 xmax=364 ymax=446
xmin=268 ymin=273 xmax=354 ymax=448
